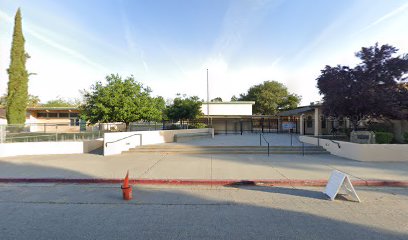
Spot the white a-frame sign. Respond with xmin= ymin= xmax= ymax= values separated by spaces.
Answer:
xmin=324 ymin=170 xmax=361 ymax=202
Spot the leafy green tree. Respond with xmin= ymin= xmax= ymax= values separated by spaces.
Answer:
xmin=1 ymin=94 xmax=40 ymax=107
xmin=27 ymin=95 xmax=40 ymax=107
xmin=239 ymin=81 xmax=301 ymax=115
xmin=42 ymin=97 xmax=77 ymax=107
xmin=165 ymin=95 xmax=203 ymax=124
xmin=6 ymin=9 xmax=29 ymax=124
xmin=80 ymin=74 xmax=165 ymax=129
xmin=0 ymin=95 xmax=6 ymax=107
xmin=317 ymin=43 xmax=408 ymax=128
xmin=211 ymin=97 xmax=223 ymax=102
xmin=230 ymin=95 xmax=238 ymax=101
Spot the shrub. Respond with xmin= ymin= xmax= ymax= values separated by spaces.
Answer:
xmin=375 ymin=132 xmax=394 ymax=144
xmin=403 ymin=132 xmax=408 ymax=143
xmin=166 ymin=124 xmax=181 ymax=130
xmin=367 ymin=122 xmax=392 ymax=132
xmin=188 ymin=123 xmax=207 ymax=129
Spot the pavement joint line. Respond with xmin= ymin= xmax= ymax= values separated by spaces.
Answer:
xmin=264 ymin=156 xmax=293 ymax=187
xmin=325 ymin=164 xmax=367 ymax=181
xmin=137 ymin=153 xmax=168 ymax=178
xmin=0 ymin=178 xmax=407 ymax=187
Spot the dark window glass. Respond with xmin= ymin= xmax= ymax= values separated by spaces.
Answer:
xmin=321 ymin=116 xmax=326 ymax=129
xmin=59 ymin=113 xmax=69 ymax=118
xmin=48 ymin=113 xmax=58 ymax=118
xmin=306 ymin=116 xmax=313 ymax=128
xmin=37 ymin=112 xmax=47 ymax=118
xmin=70 ymin=113 xmax=79 ymax=118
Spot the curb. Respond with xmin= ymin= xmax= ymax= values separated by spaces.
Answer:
xmin=0 ymin=178 xmax=408 ymax=187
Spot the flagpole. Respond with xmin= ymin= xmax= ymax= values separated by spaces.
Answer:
xmin=206 ymin=69 xmax=210 ymax=127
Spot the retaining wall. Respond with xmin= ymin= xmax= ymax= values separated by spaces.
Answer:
xmin=299 ymin=136 xmax=408 ymax=162
xmin=0 ymin=139 xmax=103 ymax=158
xmin=104 ymin=128 xmax=214 ymax=156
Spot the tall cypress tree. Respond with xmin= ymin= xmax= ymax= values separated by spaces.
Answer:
xmin=6 ymin=8 xmax=29 ymax=124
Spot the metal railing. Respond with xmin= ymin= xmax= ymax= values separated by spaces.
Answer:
xmin=259 ymin=133 xmax=270 ymax=156
xmin=0 ymin=123 xmax=105 ymax=143
xmin=105 ymin=133 xmax=143 ymax=148
xmin=3 ymin=131 xmax=103 ymax=143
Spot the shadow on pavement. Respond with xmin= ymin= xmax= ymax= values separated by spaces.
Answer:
xmin=0 ymin=162 xmax=407 ymax=239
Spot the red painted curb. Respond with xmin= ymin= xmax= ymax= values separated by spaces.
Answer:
xmin=0 ymin=178 xmax=407 ymax=187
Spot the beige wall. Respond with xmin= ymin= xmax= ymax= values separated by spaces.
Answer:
xmin=390 ymin=120 xmax=408 ymax=143
xmin=201 ymin=103 xmax=253 ymax=116
xmin=0 ymin=139 xmax=103 ymax=158
xmin=300 ymin=135 xmax=408 ymax=162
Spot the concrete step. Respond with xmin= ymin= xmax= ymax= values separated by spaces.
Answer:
xmin=124 ymin=145 xmax=329 ymax=155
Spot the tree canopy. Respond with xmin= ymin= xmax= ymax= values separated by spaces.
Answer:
xmin=165 ymin=95 xmax=203 ymax=123
xmin=239 ymin=81 xmax=301 ymax=115
xmin=1 ymin=94 xmax=40 ymax=108
xmin=211 ymin=97 xmax=223 ymax=102
xmin=80 ymin=74 xmax=165 ymax=128
xmin=317 ymin=43 xmax=408 ymax=127
xmin=6 ymin=9 xmax=29 ymax=124
xmin=42 ymin=97 xmax=78 ymax=107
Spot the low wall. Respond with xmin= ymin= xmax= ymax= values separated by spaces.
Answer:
xmin=299 ymin=136 xmax=408 ymax=162
xmin=0 ymin=139 xmax=104 ymax=158
xmin=104 ymin=128 xmax=214 ymax=156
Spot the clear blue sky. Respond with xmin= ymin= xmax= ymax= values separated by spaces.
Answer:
xmin=1 ymin=0 xmax=407 ymax=105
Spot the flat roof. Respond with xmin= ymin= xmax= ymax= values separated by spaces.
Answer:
xmin=278 ymin=106 xmax=315 ymax=116
xmin=27 ymin=107 xmax=79 ymax=111
xmin=202 ymin=101 xmax=255 ymax=104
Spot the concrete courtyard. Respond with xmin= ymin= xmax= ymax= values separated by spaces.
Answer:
xmin=0 ymin=133 xmax=407 ymax=182
xmin=0 ymin=133 xmax=407 ymax=239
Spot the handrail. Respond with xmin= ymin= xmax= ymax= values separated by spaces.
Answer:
xmin=105 ymin=133 xmax=143 ymax=147
xmin=259 ymin=133 xmax=270 ymax=156
xmin=328 ymin=139 xmax=341 ymax=148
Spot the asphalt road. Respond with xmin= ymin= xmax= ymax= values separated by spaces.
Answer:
xmin=0 ymin=184 xmax=407 ymax=240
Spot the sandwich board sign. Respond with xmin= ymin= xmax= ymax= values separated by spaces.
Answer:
xmin=324 ymin=170 xmax=361 ymax=202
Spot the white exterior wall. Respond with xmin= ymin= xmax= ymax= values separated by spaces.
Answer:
xmin=0 ymin=139 xmax=103 ymax=158
xmin=299 ymin=136 xmax=408 ymax=162
xmin=201 ymin=102 xmax=254 ymax=116
xmin=104 ymin=128 xmax=214 ymax=156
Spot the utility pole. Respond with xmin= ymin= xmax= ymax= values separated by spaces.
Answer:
xmin=206 ymin=69 xmax=210 ymax=127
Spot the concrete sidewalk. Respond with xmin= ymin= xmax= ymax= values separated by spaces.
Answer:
xmin=0 ymin=133 xmax=407 ymax=185
xmin=1 ymin=150 xmax=407 ymax=185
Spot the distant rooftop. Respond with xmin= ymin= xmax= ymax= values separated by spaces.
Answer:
xmin=203 ymin=101 xmax=255 ymax=104
xmin=278 ymin=106 xmax=316 ymax=117
xmin=27 ymin=107 xmax=79 ymax=111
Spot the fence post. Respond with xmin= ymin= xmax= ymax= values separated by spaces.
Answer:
xmin=0 ymin=125 xmax=4 ymax=143
xmin=302 ymin=142 xmax=305 ymax=156
xmin=259 ymin=133 xmax=262 ymax=146
xmin=290 ymin=132 xmax=293 ymax=146
xmin=267 ymin=142 xmax=270 ymax=156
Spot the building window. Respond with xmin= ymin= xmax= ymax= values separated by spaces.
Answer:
xmin=321 ymin=116 xmax=326 ymax=129
xmin=48 ymin=113 xmax=58 ymax=118
xmin=70 ymin=118 xmax=80 ymax=126
xmin=69 ymin=113 xmax=79 ymax=118
xmin=59 ymin=113 xmax=69 ymax=118
xmin=306 ymin=116 xmax=313 ymax=128
xmin=37 ymin=112 xmax=47 ymax=118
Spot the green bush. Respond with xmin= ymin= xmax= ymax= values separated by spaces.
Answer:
xmin=166 ymin=124 xmax=181 ymax=130
xmin=367 ymin=122 xmax=392 ymax=132
xmin=375 ymin=132 xmax=394 ymax=144
xmin=188 ymin=123 xmax=207 ymax=129
xmin=403 ymin=132 xmax=408 ymax=143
